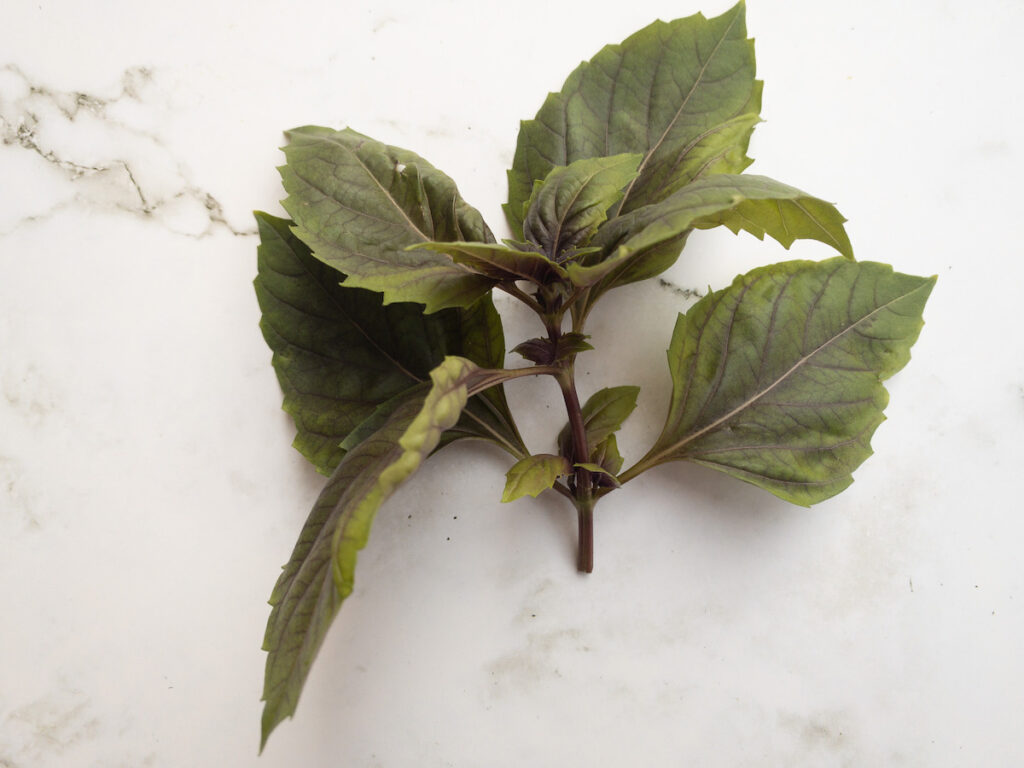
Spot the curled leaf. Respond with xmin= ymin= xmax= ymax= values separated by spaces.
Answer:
xmin=261 ymin=357 xmax=494 ymax=748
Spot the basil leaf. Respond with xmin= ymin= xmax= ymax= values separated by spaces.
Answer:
xmin=512 ymin=333 xmax=594 ymax=365
xmin=570 ymin=174 xmax=852 ymax=310
xmin=557 ymin=386 xmax=640 ymax=462
xmin=592 ymin=433 xmax=624 ymax=476
xmin=260 ymin=357 xmax=491 ymax=748
xmin=521 ymin=154 xmax=642 ymax=259
xmin=281 ymin=126 xmax=496 ymax=312
xmin=410 ymin=241 xmax=568 ymax=284
xmin=506 ymin=1 xmax=760 ymax=236
xmin=634 ymin=258 xmax=935 ymax=504
xmin=254 ymin=212 xmax=523 ymax=473
xmin=502 ymin=454 xmax=571 ymax=502
xmin=573 ymin=463 xmax=621 ymax=488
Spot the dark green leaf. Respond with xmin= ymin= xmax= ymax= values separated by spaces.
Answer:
xmin=558 ymin=386 xmax=640 ymax=462
xmin=281 ymin=126 xmax=496 ymax=312
xmin=506 ymin=1 xmax=760 ymax=236
xmin=522 ymin=154 xmax=642 ymax=259
xmin=254 ymin=212 xmax=523 ymax=473
xmin=633 ymin=258 xmax=935 ymax=504
xmin=261 ymin=357 xmax=492 ymax=749
xmin=502 ymin=454 xmax=571 ymax=502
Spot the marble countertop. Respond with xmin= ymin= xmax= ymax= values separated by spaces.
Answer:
xmin=2 ymin=0 xmax=1021 ymax=765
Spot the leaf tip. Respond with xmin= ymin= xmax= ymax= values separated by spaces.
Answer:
xmin=259 ymin=693 xmax=292 ymax=754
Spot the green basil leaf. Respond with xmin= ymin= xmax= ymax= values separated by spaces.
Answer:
xmin=410 ymin=241 xmax=567 ymax=284
xmin=501 ymin=454 xmax=572 ymax=502
xmin=521 ymin=154 xmax=642 ymax=259
xmin=281 ymin=126 xmax=496 ymax=312
xmin=592 ymin=433 xmax=624 ymax=476
xmin=254 ymin=212 xmax=523 ymax=473
xmin=635 ymin=258 xmax=935 ymax=505
xmin=573 ymin=463 xmax=622 ymax=488
xmin=691 ymin=181 xmax=853 ymax=259
xmin=506 ymin=1 xmax=760 ymax=236
xmin=557 ymin=386 xmax=640 ymax=462
xmin=572 ymin=174 xmax=852 ymax=295
xmin=260 ymin=357 xmax=491 ymax=749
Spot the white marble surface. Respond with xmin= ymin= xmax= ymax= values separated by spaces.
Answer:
xmin=2 ymin=0 xmax=1022 ymax=765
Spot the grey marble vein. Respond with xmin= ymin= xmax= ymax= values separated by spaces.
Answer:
xmin=0 ymin=64 xmax=254 ymax=238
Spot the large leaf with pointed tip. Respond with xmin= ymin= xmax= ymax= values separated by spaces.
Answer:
xmin=410 ymin=241 xmax=567 ymax=285
xmin=571 ymin=174 xmax=852 ymax=294
xmin=254 ymin=212 xmax=523 ymax=474
xmin=557 ymin=386 xmax=640 ymax=462
xmin=506 ymin=1 xmax=760 ymax=237
xmin=635 ymin=258 xmax=935 ymax=505
xmin=521 ymin=154 xmax=642 ymax=259
xmin=260 ymin=357 xmax=491 ymax=749
xmin=502 ymin=454 xmax=571 ymax=502
xmin=281 ymin=126 xmax=496 ymax=312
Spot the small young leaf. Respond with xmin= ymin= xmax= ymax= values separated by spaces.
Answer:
xmin=281 ymin=126 xmax=496 ymax=312
xmin=557 ymin=386 xmax=640 ymax=461
xmin=592 ymin=433 xmax=625 ymax=476
xmin=254 ymin=212 xmax=524 ymax=473
xmin=506 ymin=1 xmax=760 ymax=236
xmin=573 ymin=463 xmax=622 ymax=488
xmin=502 ymin=454 xmax=572 ymax=502
xmin=512 ymin=333 xmax=594 ymax=365
xmin=261 ymin=357 xmax=495 ymax=748
xmin=410 ymin=241 xmax=568 ymax=285
xmin=633 ymin=258 xmax=935 ymax=504
xmin=521 ymin=154 xmax=642 ymax=259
